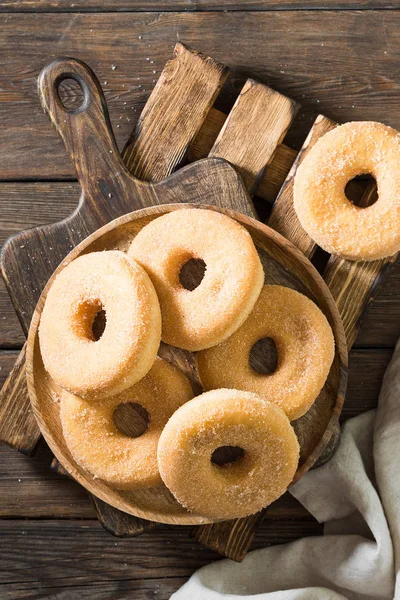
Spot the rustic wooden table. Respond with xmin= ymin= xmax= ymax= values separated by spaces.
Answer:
xmin=1 ymin=2 xmax=399 ymax=598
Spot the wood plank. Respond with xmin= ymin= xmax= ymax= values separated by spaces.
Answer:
xmin=2 ymin=12 xmax=400 ymax=179
xmin=192 ymin=77 xmax=298 ymax=559
xmin=0 ymin=439 xmax=95 ymax=518
xmin=0 ymin=1 xmax=397 ymax=11
xmin=191 ymin=113 xmax=298 ymax=203
xmin=47 ymin=456 xmax=156 ymax=534
xmin=92 ymin=497 xmax=158 ymax=537
xmin=122 ymin=42 xmax=229 ymax=181
xmin=0 ymin=183 xmax=79 ymax=348
xmin=323 ymin=184 xmax=398 ymax=348
xmin=268 ymin=115 xmax=336 ymax=258
xmin=0 ymin=349 xmax=390 ymax=518
xmin=0 ymin=44 xmax=228 ymax=457
xmin=1 ymin=46 xmax=229 ymax=538
xmin=0 ymin=345 xmax=37 ymax=453
xmin=0 ymin=519 xmax=321 ymax=600
xmin=209 ymin=79 xmax=298 ymax=193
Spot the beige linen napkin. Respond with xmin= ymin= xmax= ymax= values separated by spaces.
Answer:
xmin=172 ymin=339 xmax=400 ymax=600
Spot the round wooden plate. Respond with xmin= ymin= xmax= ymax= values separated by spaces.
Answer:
xmin=26 ymin=204 xmax=347 ymax=525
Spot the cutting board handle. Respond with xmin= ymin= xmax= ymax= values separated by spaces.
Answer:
xmin=39 ymin=57 xmax=130 ymax=199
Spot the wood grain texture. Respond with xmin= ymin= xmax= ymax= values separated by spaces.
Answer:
xmin=268 ymin=115 xmax=336 ymax=258
xmin=47 ymin=454 xmax=156 ymax=535
xmin=323 ymin=183 xmax=399 ymax=348
xmin=209 ymin=79 xmax=298 ymax=193
xmin=194 ymin=512 xmax=264 ymax=562
xmin=2 ymin=12 xmax=400 ymax=179
xmin=2 ymin=183 xmax=400 ymax=349
xmin=0 ymin=0 xmax=397 ymax=11
xmin=92 ymin=497 xmax=158 ymax=537
xmin=0 ymin=519 xmax=321 ymax=600
xmin=0 ymin=48 xmax=235 ymax=453
xmin=0 ymin=345 xmax=38 ymax=454
xmin=191 ymin=108 xmax=298 ymax=204
xmin=0 ymin=349 xmax=389 ymax=518
xmin=122 ymin=42 xmax=229 ymax=181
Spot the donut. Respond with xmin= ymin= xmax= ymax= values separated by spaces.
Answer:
xmin=197 ymin=285 xmax=335 ymax=421
xmin=39 ymin=250 xmax=161 ymax=399
xmin=157 ymin=389 xmax=300 ymax=519
xmin=60 ymin=357 xmax=194 ymax=489
xmin=293 ymin=121 xmax=400 ymax=261
xmin=128 ymin=208 xmax=264 ymax=351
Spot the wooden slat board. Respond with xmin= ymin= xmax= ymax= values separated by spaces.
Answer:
xmin=0 ymin=44 xmax=397 ymax=565
xmin=2 ymin=12 xmax=400 ymax=179
xmin=121 ymin=43 xmax=229 ymax=181
xmin=0 ymin=1 xmax=396 ymax=10
xmin=0 ymin=10 xmax=400 ymax=597
xmin=209 ymin=80 xmax=298 ymax=193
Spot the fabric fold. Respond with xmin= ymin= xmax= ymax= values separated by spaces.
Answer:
xmin=172 ymin=341 xmax=400 ymax=600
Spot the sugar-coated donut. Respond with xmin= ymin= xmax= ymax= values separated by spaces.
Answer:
xmin=128 ymin=208 xmax=264 ymax=351
xmin=60 ymin=357 xmax=193 ymax=489
xmin=197 ymin=285 xmax=335 ymax=421
xmin=294 ymin=121 xmax=400 ymax=261
xmin=157 ymin=389 xmax=299 ymax=519
xmin=39 ymin=250 xmax=161 ymax=399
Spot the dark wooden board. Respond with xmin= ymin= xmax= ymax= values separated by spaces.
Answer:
xmin=0 ymin=45 xmax=236 ymax=540
xmin=0 ymin=1 xmax=396 ymax=11
xmin=0 ymin=46 xmax=232 ymax=456
xmin=2 ymin=12 xmax=400 ymax=179
xmin=1 ymin=183 xmax=400 ymax=350
xmin=1 ymin=4 xmax=399 ymax=596
xmin=1 ymin=47 xmax=396 ymax=561
xmin=0 ymin=519 xmax=321 ymax=600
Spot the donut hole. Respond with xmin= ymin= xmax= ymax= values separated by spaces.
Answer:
xmin=345 ymin=173 xmax=378 ymax=207
xmin=113 ymin=403 xmax=149 ymax=438
xmin=249 ymin=337 xmax=278 ymax=375
xmin=211 ymin=446 xmax=245 ymax=467
xmin=75 ymin=300 xmax=107 ymax=342
xmin=91 ymin=309 xmax=107 ymax=341
xmin=179 ymin=258 xmax=206 ymax=291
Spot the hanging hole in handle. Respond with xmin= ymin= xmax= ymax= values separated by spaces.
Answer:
xmin=56 ymin=75 xmax=87 ymax=113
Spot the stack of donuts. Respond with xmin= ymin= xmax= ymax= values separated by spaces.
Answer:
xmin=39 ymin=207 xmax=336 ymax=520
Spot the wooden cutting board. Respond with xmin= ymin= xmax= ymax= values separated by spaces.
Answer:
xmin=0 ymin=49 xmax=347 ymax=527
xmin=2 ymin=56 xmax=255 ymax=330
xmin=4 ymin=44 xmax=379 ymax=561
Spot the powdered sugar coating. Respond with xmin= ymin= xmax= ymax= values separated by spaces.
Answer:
xmin=157 ymin=389 xmax=299 ymax=519
xmin=128 ymin=208 xmax=264 ymax=351
xmin=60 ymin=357 xmax=193 ymax=489
xmin=197 ymin=285 xmax=335 ymax=421
xmin=39 ymin=251 xmax=161 ymax=399
xmin=294 ymin=121 xmax=400 ymax=261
